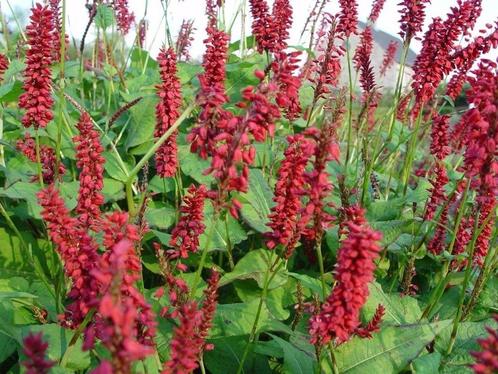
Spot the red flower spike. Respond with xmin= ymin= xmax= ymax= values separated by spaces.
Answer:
xmin=473 ymin=200 xmax=495 ymax=267
xmin=271 ymin=0 xmax=293 ymax=52
xmin=249 ymin=0 xmax=275 ymax=53
xmin=353 ymin=27 xmax=374 ymax=71
xmin=90 ymin=239 xmax=156 ymax=373
xmin=411 ymin=1 xmax=483 ymax=113
xmin=197 ymin=270 xmax=220 ymax=349
xmin=188 ymin=26 xmax=230 ymax=160
xmin=398 ymin=0 xmax=431 ymax=43
xmin=427 ymin=203 xmax=449 ymax=255
xmin=355 ymin=304 xmax=385 ymax=339
xmin=22 ymin=333 xmax=55 ymax=374
xmin=19 ymin=4 xmax=55 ymax=129
xmin=112 ymin=0 xmax=135 ymax=34
xmin=272 ymin=51 xmax=302 ymax=120
xmin=74 ymin=112 xmax=105 ymax=229
xmin=0 ymin=53 xmax=8 ymax=82
xmin=430 ymin=115 xmax=451 ymax=161
xmin=424 ymin=163 xmax=449 ymax=222
xmin=162 ymin=301 xmax=203 ymax=374
xmin=17 ymin=133 xmax=65 ymax=184
xmin=310 ymin=207 xmax=382 ymax=346
xmin=471 ymin=315 xmax=498 ymax=374
xmin=155 ymin=48 xmax=182 ymax=178
xmin=176 ymin=19 xmax=196 ymax=62
xmin=37 ymin=186 xmax=100 ymax=327
xmin=266 ymin=134 xmax=315 ymax=254
xmin=337 ymin=0 xmax=358 ymax=37
xmin=169 ymin=184 xmax=207 ymax=258
xmin=368 ymin=0 xmax=386 ymax=23
xmin=380 ymin=41 xmax=398 ymax=77
xmin=49 ymin=0 xmax=68 ymax=62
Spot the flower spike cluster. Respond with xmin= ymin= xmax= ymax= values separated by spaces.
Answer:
xmin=310 ymin=207 xmax=382 ymax=345
xmin=266 ymin=134 xmax=315 ymax=253
xmin=22 ymin=333 xmax=55 ymax=374
xmin=398 ymin=0 xmax=431 ymax=43
xmin=368 ymin=0 xmax=386 ymax=23
xmin=38 ymin=186 xmax=100 ymax=327
xmin=380 ymin=41 xmax=398 ymax=76
xmin=155 ymin=47 xmax=182 ymax=178
xmin=169 ymin=184 xmax=207 ymax=258
xmin=0 ymin=53 xmax=8 ymax=82
xmin=19 ymin=4 xmax=55 ymax=129
xmin=336 ymin=0 xmax=358 ymax=37
xmin=189 ymin=26 xmax=230 ymax=160
xmin=272 ymin=51 xmax=302 ymax=120
xmin=112 ymin=0 xmax=135 ymax=34
xmin=74 ymin=112 xmax=105 ymax=229
xmin=176 ymin=19 xmax=196 ymax=62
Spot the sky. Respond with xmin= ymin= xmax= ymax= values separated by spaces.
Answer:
xmin=6 ymin=0 xmax=498 ymax=61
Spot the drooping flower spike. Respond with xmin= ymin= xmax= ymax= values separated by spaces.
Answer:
xmin=22 ymin=333 xmax=55 ymax=374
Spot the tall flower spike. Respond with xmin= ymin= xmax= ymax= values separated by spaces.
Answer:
xmin=398 ymin=0 xmax=431 ymax=43
xmin=355 ymin=304 xmax=385 ymax=339
xmin=379 ymin=41 xmax=398 ymax=77
xmin=74 ymin=112 xmax=105 ymax=228
xmin=17 ymin=133 xmax=65 ymax=184
xmin=169 ymin=184 xmax=207 ymax=258
xmin=411 ymin=0 xmax=484 ymax=114
xmin=0 ymin=53 xmax=8 ymax=82
xmin=19 ymin=4 xmax=55 ymax=129
xmin=249 ymin=0 xmax=276 ymax=53
xmin=188 ymin=26 xmax=230 ymax=159
xmin=197 ymin=270 xmax=220 ymax=350
xmin=266 ymin=134 xmax=315 ymax=254
xmin=336 ymin=0 xmax=358 ymax=37
xmin=368 ymin=0 xmax=386 ymax=23
xmin=155 ymin=48 xmax=182 ymax=178
xmin=37 ymin=186 xmax=100 ymax=327
xmin=90 ymin=239 xmax=155 ymax=373
xmin=272 ymin=51 xmax=302 ymax=120
xmin=309 ymin=207 xmax=382 ymax=345
xmin=353 ymin=27 xmax=374 ymax=71
xmin=49 ymin=0 xmax=68 ymax=62
xmin=112 ymin=0 xmax=135 ymax=34
xmin=22 ymin=333 xmax=55 ymax=374
xmin=162 ymin=301 xmax=203 ymax=374
xmin=471 ymin=315 xmax=498 ymax=374
xmin=271 ymin=0 xmax=293 ymax=52
xmin=176 ymin=19 xmax=196 ymax=62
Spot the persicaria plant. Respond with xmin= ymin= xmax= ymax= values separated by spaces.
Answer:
xmin=0 ymin=0 xmax=497 ymax=373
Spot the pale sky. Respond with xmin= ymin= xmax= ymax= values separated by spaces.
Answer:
xmin=7 ymin=0 xmax=498 ymax=60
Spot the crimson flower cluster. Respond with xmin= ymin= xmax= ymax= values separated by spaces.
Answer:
xmin=38 ymin=186 xmax=100 ymax=327
xmin=471 ymin=315 xmax=498 ymax=374
xmin=336 ymin=0 xmax=358 ymax=37
xmin=17 ymin=133 xmax=65 ymax=184
xmin=112 ymin=0 xmax=135 ymax=34
xmin=272 ymin=51 xmax=302 ymax=120
xmin=411 ymin=0 xmax=483 ymax=114
xmin=176 ymin=19 xmax=196 ymax=62
xmin=379 ymin=41 xmax=398 ymax=76
xmin=90 ymin=236 xmax=156 ymax=373
xmin=368 ymin=0 xmax=386 ymax=23
xmin=162 ymin=270 xmax=220 ymax=374
xmin=155 ymin=48 xmax=182 ymax=178
xmin=461 ymin=61 xmax=498 ymax=265
xmin=169 ymin=184 xmax=207 ymax=258
xmin=188 ymin=26 xmax=230 ymax=160
xmin=446 ymin=22 xmax=498 ymax=99
xmin=266 ymin=134 xmax=315 ymax=253
xmin=248 ymin=0 xmax=293 ymax=53
xmin=398 ymin=0 xmax=431 ymax=42
xmin=310 ymin=207 xmax=382 ymax=345
xmin=0 ymin=53 xmax=8 ymax=82
xmin=22 ymin=333 xmax=55 ymax=374
xmin=19 ymin=4 xmax=55 ymax=129
xmin=353 ymin=27 xmax=374 ymax=71
xmin=74 ymin=113 xmax=105 ymax=228
xmin=49 ymin=0 xmax=67 ymax=62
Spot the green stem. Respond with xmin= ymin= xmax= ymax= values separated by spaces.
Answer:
xmin=400 ymin=110 xmax=423 ymax=195
xmin=345 ymin=39 xmax=354 ymax=166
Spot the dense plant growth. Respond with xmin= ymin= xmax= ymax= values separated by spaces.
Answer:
xmin=0 ymin=0 xmax=497 ymax=373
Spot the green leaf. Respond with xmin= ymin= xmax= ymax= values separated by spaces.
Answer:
xmin=95 ymin=4 xmax=115 ymax=29
xmin=204 ymin=336 xmax=272 ymax=374
xmin=0 ymin=80 xmax=23 ymax=102
xmin=365 ymin=282 xmax=422 ymax=324
xmin=435 ymin=319 xmax=498 ymax=372
xmin=211 ymin=300 xmax=273 ymax=338
xmin=125 ymin=95 xmax=157 ymax=149
xmin=200 ymin=206 xmax=248 ymax=251
xmin=145 ymin=201 xmax=176 ymax=230
xmin=412 ymin=352 xmax=442 ymax=373
xmin=178 ymin=145 xmax=214 ymax=185
xmin=239 ymin=169 xmax=274 ymax=233
xmin=0 ymin=333 xmax=17 ymax=362
xmin=367 ymin=199 xmax=404 ymax=221
xmin=334 ymin=320 xmax=452 ymax=373
xmin=371 ymin=219 xmax=415 ymax=246
xmin=220 ymin=249 xmax=287 ymax=290
xmin=269 ymin=334 xmax=316 ymax=374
